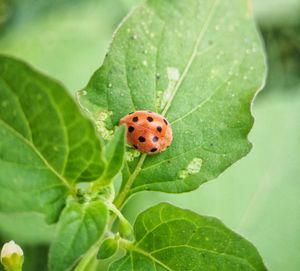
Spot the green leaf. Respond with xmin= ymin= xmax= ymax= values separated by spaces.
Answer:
xmin=48 ymin=201 xmax=108 ymax=271
xmin=110 ymin=203 xmax=267 ymax=271
xmin=0 ymin=55 xmax=105 ymax=222
xmin=122 ymin=91 xmax=300 ymax=271
xmin=78 ymin=0 xmax=266 ymax=199
xmin=97 ymin=238 xmax=119 ymax=260
xmin=100 ymin=125 xmax=126 ymax=186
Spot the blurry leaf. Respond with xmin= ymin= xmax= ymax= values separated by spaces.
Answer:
xmin=253 ymin=0 xmax=300 ymax=26
xmin=261 ymin=24 xmax=300 ymax=95
xmin=22 ymin=244 xmax=49 ymax=271
xmin=48 ymin=201 xmax=108 ymax=271
xmin=100 ymin=125 xmax=126 ymax=186
xmin=0 ymin=55 xmax=105 ymax=222
xmin=79 ymin=0 xmax=266 ymax=197
xmin=0 ymin=212 xmax=54 ymax=244
xmin=0 ymin=0 xmax=10 ymax=29
xmin=110 ymin=203 xmax=267 ymax=271
xmin=0 ymin=0 xmax=133 ymax=92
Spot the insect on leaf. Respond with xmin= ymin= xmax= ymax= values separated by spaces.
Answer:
xmin=78 ymin=0 xmax=266 ymax=197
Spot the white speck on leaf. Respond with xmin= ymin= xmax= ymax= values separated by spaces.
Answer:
xmin=178 ymin=158 xmax=203 ymax=179
xmin=159 ymin=67 xmax=180 ymax=110
xmin=168 ymin=67 xmax=180 ymax=81
xmin=95 ymin=111 xmax=114 ymax=140
xmin=126 ymin=149 xmax=141 ymax=162
xmin=156 ymin=90 xmax=163 ymax=110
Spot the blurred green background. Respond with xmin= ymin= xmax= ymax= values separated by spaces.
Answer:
xmin=0 ymin=0 xmax=299 ymax=270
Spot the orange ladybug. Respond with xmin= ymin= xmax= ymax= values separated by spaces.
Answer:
xmin=119 ymin=110 xmax=172 ymax=154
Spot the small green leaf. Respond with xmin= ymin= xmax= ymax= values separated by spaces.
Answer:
xmin=79 ymin=0 xmax=266 ymax=197
xmin=0 ymin=55 xmax=105 ymax=222
xmin=48 ymin=201 xmax=108 ymax=271
xmin=99 ymin=125 xmax=126 ymax=186
xmin=97 ymin=238 xmax=119 ymax=260
xmin=110 ymin=203 xmax=267 ymax=271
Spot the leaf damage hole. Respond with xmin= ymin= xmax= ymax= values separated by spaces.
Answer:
xmin=156 ymin=67 xmax=180 ymax=111
xmin=178 ymin=158 xmax=203 ymax=179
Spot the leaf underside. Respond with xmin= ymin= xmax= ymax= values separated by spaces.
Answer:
xmin=79 ymin=0 xmax=266 ymax=196
xmin=109 ymin=203 xmax=268 ymax=271
xmin=0 ymin=55 xmax=105 ymax=222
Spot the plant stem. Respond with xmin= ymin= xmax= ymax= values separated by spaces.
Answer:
xmin=113 ymin=153 xmax=147 ymax=209
xmin=77 ymin=153 xmax=147 ymax=270
xmin=74 ymin=239 xmax=103 ymax=271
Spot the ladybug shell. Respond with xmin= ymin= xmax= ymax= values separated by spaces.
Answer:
xmin=119 ymin=111 xmax=172 ymax=154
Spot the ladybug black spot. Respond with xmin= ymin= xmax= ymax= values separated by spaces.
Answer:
xmin=163 ymin=119 xmax=168 ymax=125
xmin=133 ymin=145 xmax=138 ymax=149
xmin=147 ymin=116 xmax=154 ymax=122
xmin=128 ymin=126 xmax=135 ymax=133
xmin=133 ymin=116 xmax=139 ymax=122
xmin=157 ymin=126 xmax=162 ymax=132
xmin=152 ymin=136 xmax=158 ymax=142
xmin=138 ymin=136 xmax=146 ymax=143
xmin=150 ymin=148 xmax=158 ymax=153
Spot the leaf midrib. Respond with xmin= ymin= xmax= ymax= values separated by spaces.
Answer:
xmin=117 ymin=0 xmax=221 ymax=207
xmin=161 ymin=0 xmax=220 ymax=116
xmin=0 ymin=73 xmax=77 ymax=195
xmin=129 ymin=243 xmax=256 ymax=271
xmin=129 ymin=247 xmax=174 ymax=271
xmin=1 ymin=74 xmax=72 ymax=176
xmin=0 ymin=118 xmax=74 ymax=194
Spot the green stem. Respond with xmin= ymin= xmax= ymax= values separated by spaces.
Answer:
xmin=76 ymin=153 xmax=147 ymax=270
xmin=114 ymin=153 xmax=147 ymax=209
xmin=74 ymin=239 xmax=103 ymax=271
xmin=4 ymin=267 xmax=22 ymax=271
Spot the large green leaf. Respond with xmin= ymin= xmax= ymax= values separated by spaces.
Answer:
xmin=48 ymin=201 xmax=108 ymax=271
xmin=79 ymin=0 xmax=266 ymax=199
xmin=123 ymin=92 xmax=300 ymax=271
xmin=110 ymin=203 xmax=267 ymax=271
xmin=0 ymin=55 xmax=105 ymax=222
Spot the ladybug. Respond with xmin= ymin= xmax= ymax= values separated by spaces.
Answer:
xmin=119 ymin=110 xmax=172 ymax=154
